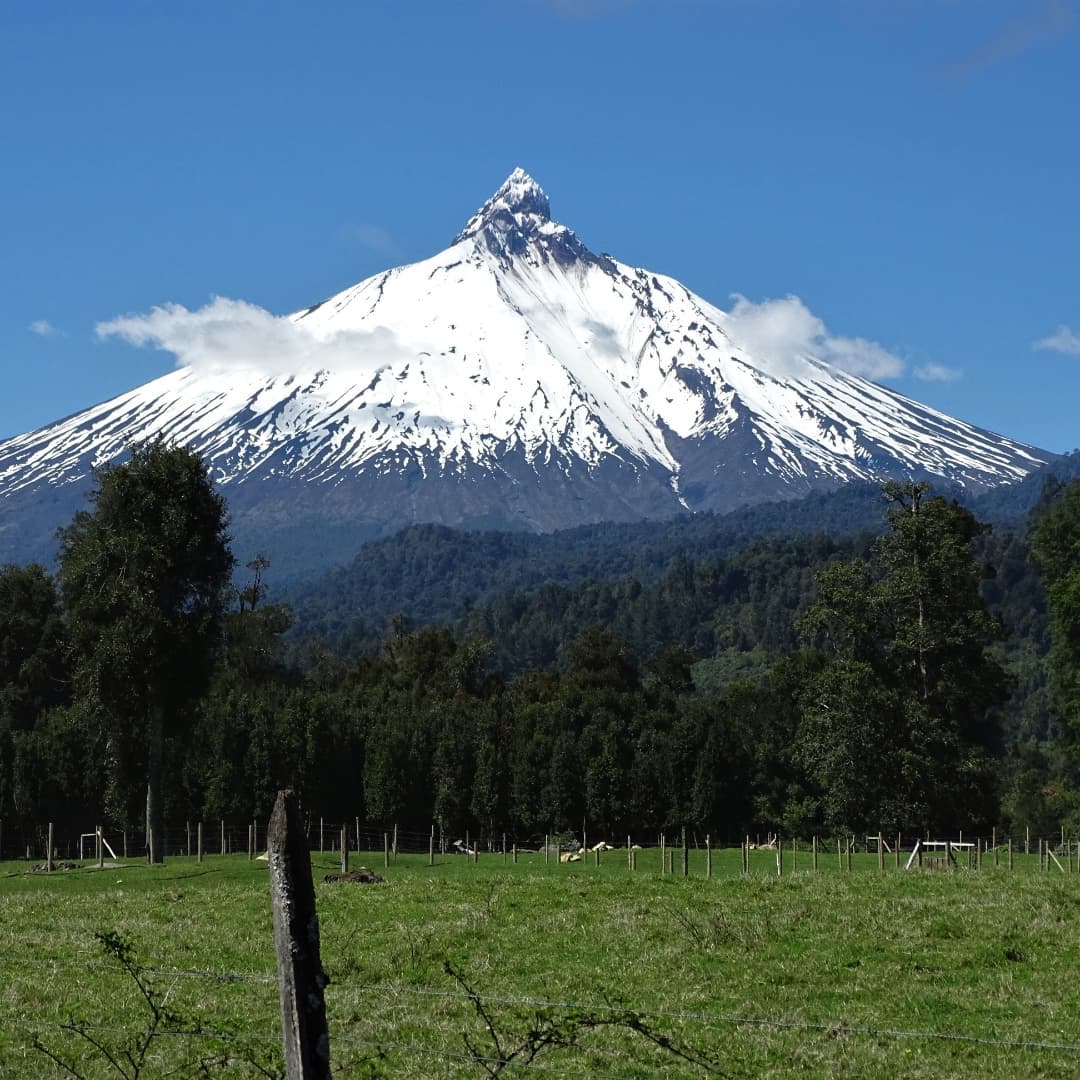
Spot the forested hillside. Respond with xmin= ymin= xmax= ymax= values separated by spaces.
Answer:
xmin=3 ymin=451 xmax=1080 ymax=861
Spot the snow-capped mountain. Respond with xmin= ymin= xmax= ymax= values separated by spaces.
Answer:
xmin=0 ymin=169 xmax=1048 ymax=571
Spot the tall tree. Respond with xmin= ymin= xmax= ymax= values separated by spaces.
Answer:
xmin=57 ymin=440 xmax=233 ymax=860
xmin=0 ymin=563 xmax=70 ymax=825
xmin=1031 ymin=479 xmax=1080 ymax=742
xmin=798 ymin=482 xmax=1007 ymax=832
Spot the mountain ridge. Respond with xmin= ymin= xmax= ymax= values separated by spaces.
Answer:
xmin=0 ymin=169 xmax=1049 ymax=573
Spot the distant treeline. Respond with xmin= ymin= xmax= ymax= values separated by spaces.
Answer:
xmin=5 ymin=450 xmax=1080 ymax=852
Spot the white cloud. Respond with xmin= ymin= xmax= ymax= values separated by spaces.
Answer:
xmin=725 ymin=294 xmax=905 ymax=380
xmin=96 ymin=296 xmax=417 ymax=377
xmin=29 ymin=319 xmax=63 ymax=337
xmin=914 ymin=363 xmax=962 ymax=383
xmin=1034 ymin=325 xmax=1080 ymax=356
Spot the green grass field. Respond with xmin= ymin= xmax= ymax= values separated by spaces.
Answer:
xmin=2 ymin=846 xmax=1079 ymax=1077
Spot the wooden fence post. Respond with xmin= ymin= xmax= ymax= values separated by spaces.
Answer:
xmin=992 ymin=827 xmax=998 ymax=867
xmin=383 ymin=832 xmax=389 ymax=869
xmin=776 ymin=837 xmax=783 ymax=878
xmin=681 ymin=827 xmax=688 ymax=878
xmin=660 ymin=833 xmax=665 ymax=876
xmin=221 ymin=820 xmax=226 ymax=856
xmin=877 ymin=833 xmax=884 ymax=872
xmin=545 ymin=834 xmax=550 ymax=864
xmin=355 ymin=817 xmax=360 ymax=853
xmin=812 ymin=835 xmax=818 ymax=872
xmin=895 ymin=833 xmax=901 ymax=870
xmin=340 ymin=827 xmax=348 ymax=875
xmin=267 ymin=790 xmax=331 ymax=1079
xmin=186 ymin=821 xmax=191 ymax=858
xmin=46 ymin=823 xmax=54 ymax=872
xmin=197 ymin=822 xmax=203 ymax=864
xmin=319 ymin=818 xmax=324 ymax=854
xmin=706 ymin=835 xmax=712 ymax=879
xmin=393 ymin=824 xmax=398 ymax=862
xmin=98 ymin=825 xmax=104 ymax=868
xmin=847 ymin=836 xmax=852 ymax=873
xmin=429 ymin=825 xmax=435 ymax=867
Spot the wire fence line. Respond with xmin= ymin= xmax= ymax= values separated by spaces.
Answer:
xmin=6 ymin=820 xmax=1079 ymax=864
xmin=4 ymin=956 xmax=1080 ymax=1059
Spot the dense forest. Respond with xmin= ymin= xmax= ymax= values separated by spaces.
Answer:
xmin=2 ymin=445 xmax=1080 ymax=857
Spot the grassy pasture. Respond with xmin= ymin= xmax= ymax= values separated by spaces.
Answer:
xmin=1 ymin=846 xmax=1079 ymax=1077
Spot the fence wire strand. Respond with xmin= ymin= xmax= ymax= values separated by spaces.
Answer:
xmin=3 ymin=957 xmax=1080 ymax=1057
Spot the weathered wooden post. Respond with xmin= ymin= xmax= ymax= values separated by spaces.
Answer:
xmin=392 ymin=824 xmax=398 ymax=862
xmin=97 ymin=825 xmax=104 ymax=869
xmin=1025 ymin=826 xmax=1030 ymax=855
xmin=545 ymin=834 xmax=550 ymax=865
xmin=513 ymin=844 xmax=518 ymax=864
xmin=776 ymin=837 xmax=783 ymax=878
xmin=660 ymin=833 xmax=665 ymax=876
xmin=846 ymin=836 xmax=852 ymax=873
xmin=502 ymin=832 xmax=507 ymax=863
xmin=895 ymin=833 xmax=901 ymax=870
xmin=147 ymin=827 xmax=155 ymax=865
xmin=221 ymin=820 xmax=226 ymax=856
xmin=186 ymin=821 xmax=192 ymax=858
xmin=993 ymin=827 xmax=998 ymax=867
xmin=319 ymin=818 xmax=324 ymax=854
xmin=744 ymin=835 xmax=750 ymax=875
xmin=355 ymin=817 xmax=360 ymax=853
xmin=267 ymin=790 xmax=331 ymax=1080
xmin=706 ymin=835 xmax=712 ymax=879
xmin=46 ymin=823 xmax=54 ymax=872
xmin=465 ymin=830 xmax=471 ymax=865
xmin=429 ymin=825 xmax=435 ymax=867
xmin=812 ymin=835 xmax=818 ymax=872
xmin=197 ymin=822 xmax=204 ymax=864
xmin=383 ymin=832 xmax=390 ymax=869
xmin=681 ymin=827 xmax=688 ymax=878
xmin=877 ymin=833 xmax=884 ymax=873
xmin=340 ymin=826 xmax=348 ymax=875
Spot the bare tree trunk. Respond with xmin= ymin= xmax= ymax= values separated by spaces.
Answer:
xmin=145 ymin=705 xmax=164 ymax=863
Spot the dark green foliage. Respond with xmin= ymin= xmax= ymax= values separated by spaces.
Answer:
xmin=6 ymin=467 xmax=1080 ymax=849
xmin=796 ymin=483 xmax=1008 ymax=832
xmin=56 ymin=439 xmax=233 ymax=852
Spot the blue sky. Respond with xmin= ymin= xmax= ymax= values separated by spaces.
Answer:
xmin=2 ymin=1 xmax=1078 ymax=451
